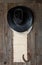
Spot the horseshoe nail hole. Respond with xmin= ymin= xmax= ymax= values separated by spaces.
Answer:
xmin=4 ymin=61 xmax=7 ymax=64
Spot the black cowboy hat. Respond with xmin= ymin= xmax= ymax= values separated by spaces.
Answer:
xmin=7 ymin=6 xmax=34 ymax=32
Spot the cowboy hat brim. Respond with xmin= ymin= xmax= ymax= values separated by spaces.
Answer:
xmin=7 ymin=6 xmax=34 ymax=32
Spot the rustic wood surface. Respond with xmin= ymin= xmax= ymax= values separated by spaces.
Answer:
xmin=0 ymin=0 xmax=42 ymax=3
xmin=0 ymin=2 xmax=42 ymax=65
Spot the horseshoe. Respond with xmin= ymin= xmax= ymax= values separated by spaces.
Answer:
xmin=22 ymin=52 xmax=31 ymax=62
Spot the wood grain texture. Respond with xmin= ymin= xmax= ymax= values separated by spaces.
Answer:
xmin=0 ymin=0 xmax=42 ymax=3
xmin=7 ymin=3 xmax=42 ymax=65
xmin=0 ymin=3 xmax=13 ymax=65
xmin=0 ymin=3 xmax=42 ymax=65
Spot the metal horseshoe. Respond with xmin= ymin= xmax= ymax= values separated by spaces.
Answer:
xmin=22 ymin=52 xmax=31 ymax=62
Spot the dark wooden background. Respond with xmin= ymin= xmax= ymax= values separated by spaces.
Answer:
xmin=0 ymin=1 xmax=42 ymax=65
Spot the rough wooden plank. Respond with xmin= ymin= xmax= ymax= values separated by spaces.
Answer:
xmin=7 ymin=2 xmax=35 ymax=65
xmin=36 ymin=0 xmax=42 ymax=3
xmin=32 ymin=4 xmax=42 ymax=65
xmin=0 ymin=0 xmax=42 ymax=3
xmin=3 ymin=4 xmax=13 ymax=65
xmin=36 ymin=55 xmax=42 ymax=65
xmin=7 ymin=3 xmax=42 ymax=65
xmin=0 ymin=3 xmax=5 ymax=65
xmin=4 ymin=3 xmax=42 ymax=65
xmin=0 ymin=3 xmax=13 ymax=65
xmin=7 ymin=3 xmax=38 ymax=65
xmin=0 ymin=0 xmax=35 ymax=3
xmin=0 ymin=3 xmax=42 ymax=65
xmin=35 ymin=4 xmax=42 ymax=65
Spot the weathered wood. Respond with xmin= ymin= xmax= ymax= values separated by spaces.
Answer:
xmin=0 ymin=3 xmax=42 ymax=65
xmin=0 ymin=0 xmax=42 ymax=3
xmin=3 ymin=4 xmax=13 ymax=65
xmin=0 ymin=3 xmax=5 ymax=65
xmin=0 ymin=3 xmax=13 ymax=65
